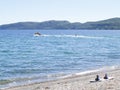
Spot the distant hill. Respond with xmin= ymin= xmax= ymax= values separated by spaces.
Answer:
xmin=1 ymin=18 xmax=120 ymax=30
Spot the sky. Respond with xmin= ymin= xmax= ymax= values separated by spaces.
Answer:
xmin=0 ymin=0 xmax=120 ymax=25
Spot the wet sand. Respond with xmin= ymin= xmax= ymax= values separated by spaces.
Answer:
xmin=3 ymin=68 xmax=120 ymax=90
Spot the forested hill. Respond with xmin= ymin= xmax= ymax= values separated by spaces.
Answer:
xmin=0 ymin=18 xmax=120 ymax=30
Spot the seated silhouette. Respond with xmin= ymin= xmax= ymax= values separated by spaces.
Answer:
xmin=104 ymin=74 xmax=108 ymax=79
xmin=95 ymin=75 xmax=100 ymax=81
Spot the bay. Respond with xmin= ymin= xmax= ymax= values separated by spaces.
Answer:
xmin=0 ymin=30 xmax=120 ymax=88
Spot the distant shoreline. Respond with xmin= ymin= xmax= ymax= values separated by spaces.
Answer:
xmin=0 ymin=17 xmax=120 ymax=30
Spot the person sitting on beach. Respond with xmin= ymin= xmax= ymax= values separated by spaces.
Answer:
xmin=95 ymin=75 xmax=100 ymax=81
xmin=104 ymin=74 xmax=108 ymax=79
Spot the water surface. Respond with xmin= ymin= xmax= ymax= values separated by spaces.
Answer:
xmin=0 ymin=30 xmax=120 ymax=88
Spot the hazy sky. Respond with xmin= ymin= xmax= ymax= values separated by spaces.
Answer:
xmin=0 ymin=0 xmax=120 ymax=24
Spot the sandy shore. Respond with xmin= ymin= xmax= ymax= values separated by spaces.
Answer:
xmin=3 ymin=68 xmax=120 ymax=90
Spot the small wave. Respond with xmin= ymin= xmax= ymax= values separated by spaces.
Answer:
xmin=75 ymin=65 xmax=119 ymax=75
xmin=0 ymin=74 xmax=61 ymax=89
xmin=60 ymin=65 xmax=119 ymax=79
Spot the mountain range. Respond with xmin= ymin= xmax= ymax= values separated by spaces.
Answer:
xmin=0 ymin=17 xmax=120 ymax=30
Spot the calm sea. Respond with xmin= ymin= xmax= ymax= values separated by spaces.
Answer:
xmin=0 ymin=30 xmax=120 ymax=88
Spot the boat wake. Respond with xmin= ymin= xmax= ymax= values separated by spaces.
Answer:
xmin=37 ymin=34 xmax=104 ymax=39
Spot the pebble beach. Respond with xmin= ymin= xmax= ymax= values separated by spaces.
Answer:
xmin=3 ymin=68 xmax=120 ymax=90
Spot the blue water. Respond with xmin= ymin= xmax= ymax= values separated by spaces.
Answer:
xmin=0 ymin=30 xmax=120 ymax=88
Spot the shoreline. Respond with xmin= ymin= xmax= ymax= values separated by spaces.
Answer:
xmin=3 ymin=67 xmax=120 ymax=90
